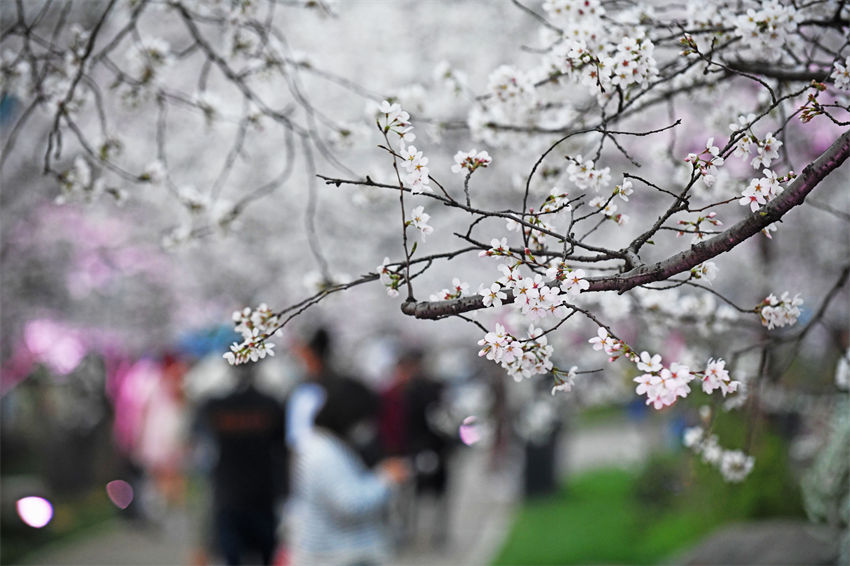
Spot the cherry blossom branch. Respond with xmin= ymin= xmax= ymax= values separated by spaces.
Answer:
xmin=400 ymin=129 xmax=850 ymax=320
xmin=317 ymin=173 xmax=632 ymax=260
xmin=591 ymin=129 xmax=850 ymax=293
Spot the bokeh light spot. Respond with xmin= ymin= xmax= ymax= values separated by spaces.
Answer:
xmin=459 ymin=416 xmax=481 ymax=446
xmin=106 ymin=480 xmax=134 ymax=509
xmin=16 ymin=496 xmax=53 ymax=528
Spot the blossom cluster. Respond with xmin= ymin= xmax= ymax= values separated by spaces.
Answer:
xmin=685 ymin=137 xmax=725 ymax=188
xmin=588 ymin=196 xmax=628 ymax=225
xmin=377 ymin=100 xmax=431 ymax=193
xmin=429 ymin=278 xmax=469 ymax=302
xmin=683 ymin=426 xmax=755 ymax=483
xmin=407 ymin=205 xmax=434 ymax=240
xmin=478 ymin=237 xmax=514 ymax=259
xmin=738 ymin=169 xmax=788 ymax=212
xmin=690 ymin=261 xmax=719 ymax=283
xmin=433 ymin=60 xmax=468 ymax=96
xmin=729 ymin=115 xmax=783 ymax=170
xmin=477 ymin=323 xmax=554 ymax=382
xmin=757 ymin=292 xmax=803 ymax=330
xmin=613 ymin=180 xmax=633 ymax=201
xmin=478 ymin=260 xmax=591 ymax=319
xmin=487 ymin=65 xmax=537 ymax=109
xmin=549 ymin=32 xmax=658 ymax=103
xmin=399 ymin=143 xmax=432 ymax=194
xmin=125 ymin=37 xmax=173 ymax=87
xmin=542 ymin=0 xmax=605 ymax=45
xmin=451 ymin=149 xmax=492 ymax=175
xmin=378 ymin=257 xmax=403 ymax=297
xmin=545 ymin=263 xmax=590 ymax=296
xmin=510 ymin=272 xmax=570 ymax=320
xmin=588 ymin=327 xmax=624 ymax=359
xmin=631 ymin=352 xmax=693 ymax=410
xmin=832 ymin=56 xmax=850 ymax=91
xmin=56 ymin=157 xmax=99 ymax=205
xmin=633 ymin=354 xmax=740 ymax=409
xmin=551 ymin=366 xmax=578 ymax=395
xmin=587 ymin=327 xmax=740 ymax=410
xmin=733 ymin=0 xmax=799 ymax=61
xmin=566 ymin=155 xmax=611 ymax=192
xmin=223 ymin=303 xmax=280 ymax=365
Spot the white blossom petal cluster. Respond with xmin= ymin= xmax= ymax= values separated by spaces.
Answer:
xmin=140 ymin=160 xmax=166 ymax=185
xmin=733 ymin=0 xmax=799 ymax=61
xmin=749 ymin=132 xmax=782 ymax=169
xmin=831 ymin=56 xmax=850 ymax=91
xmin=757 ymin=292 xmax=803 ymax=329
xmin=124 ymin=37 xmax=173 ymax=87
xmin=588 ymin=327 xmax=623 ymax=358
xmin=566 ymin=155 xmax=611 ymax=192
xmin=195 ymin=91 xmax=224 ymax=124
xmin=433 ymin=60 xmax=468 ymax=96
xmin=608 ymin=33 xmax=659 ymax=91
xmin=511 ymin=273 xmax=570 ymax=319
xmin=624 ymin=348 xmax=741 ymax=410
xmin=685 ymin=137 xmax=725 ymax=188
xmin=399 ymin=143 xmax=432 ymax=194
xmin=477 ymin=323 xmax=554 ymax=382
xmin=55 ymin=157 xmax=100 ymax=205
xmin=223 ymin=303 xmax=280 ymax=365
xmin=683 ymin=426 xmax=755 ymax=483
xmin=729 ymin=119 xmax=784 ymax=171
xmin=548 ymin=31 xmax=658 ymax=104
xmin=378 ymin=256 xmax=402 ymax=298
xmin=177 ymin=184 xmax=210 ymax=214
xmin=690 ymin=261 xmax=719 ymax=283
xmin=540 ymin=187 xmax=572 ymax=213
xmin=407 ymin=205 xmax=434 ymax=240
xmin=542 ymin=0 xmax=605 ymax=46
xmin=632 ymin=352 xmax=694 ymax=410
xmin=487 ymin=65 xmax=537 ymax=109
xmin=545 ymin=263 xmax=589 ymax=296
xmin=376 ymin=100 xmax=417 ymax=144
xmin=614 ymin=179 xmax=633 ymax=201
xmin=1 ymin=49 xmax=32 ymax=99
xmin=739 ymin=169 xmax=785 ymax=212
xmin=451 ymin=149 xmax=492 ymax=175
xmin=478 ymin=237 xmax=513 ymax=259
xmin=588 ymin=196 xmax=628 ymax=225
xmin=729 ymin=113 xmax=758 ymax=158
xmin=478 ymin=282 xmax=507 ymax=308
xmin=551 ymin=366 xmax=578 ymax=395
xmin=700 ymin=358 xmax=740 ymax=396
xmin=429 ymin=278 xmax=469 ymax=301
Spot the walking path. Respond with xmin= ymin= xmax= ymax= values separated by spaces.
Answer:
xmin=23 ymin=419 xmax=660 ymax=566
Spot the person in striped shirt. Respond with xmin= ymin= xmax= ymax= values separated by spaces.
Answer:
xmin=288 ymin=377 xmax=409 ymax=566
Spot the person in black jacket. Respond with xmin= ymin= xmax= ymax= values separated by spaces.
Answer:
xmin=195 ymin=365 xmax=287 ymax=566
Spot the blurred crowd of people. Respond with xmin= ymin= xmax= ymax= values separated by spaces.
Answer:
xmin=115 ymin=327 xmax=464 ymax=566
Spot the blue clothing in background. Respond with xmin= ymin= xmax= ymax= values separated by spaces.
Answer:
xmin=285 ymin=382 xmax=326 ymax=451
xmin=289 ymin=430 xmax=391 ymax=566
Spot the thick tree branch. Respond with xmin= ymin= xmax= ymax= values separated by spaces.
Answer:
xmin=591 ymin=129 xmax=850 ymax=293
xmin=401 ymin=130 xmax=850 ymax=319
